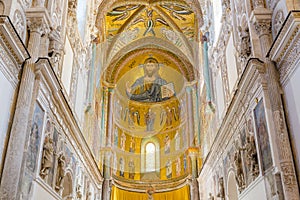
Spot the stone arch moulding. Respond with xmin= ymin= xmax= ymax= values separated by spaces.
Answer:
xmin=103 ymin=47 xmax=196 ymax=85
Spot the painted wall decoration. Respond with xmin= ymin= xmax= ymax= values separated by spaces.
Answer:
xmin=26 ymin=102 xmax=44 ymax=173
xmin=254 ymin=99 xmax=273 ymax=172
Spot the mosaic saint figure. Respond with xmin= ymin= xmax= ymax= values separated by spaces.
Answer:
xmin=166 ymin=159 xmax=172 ymax=179
xmin=119 ymin=158 xmax=124 ymax=177
xmin=128 ymin=159 xmax=135 ymax=179
xmin=164 ymin=134 xmax=171 ymax=154
xmin=120 ymin=132 xmax=126 ymax=151
xmin=145 ymin=109 xmax=155 ymax=131
xmin=176 ymin=157 xmax=181 ymax=176
xmin=129 ymin=136 xmax=136 ymax=153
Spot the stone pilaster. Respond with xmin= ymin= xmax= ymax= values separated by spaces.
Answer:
xmin=0 ymin=9 xmax=50 ymax=200
xmin=251 ymin=8 xmax=300 ymax=200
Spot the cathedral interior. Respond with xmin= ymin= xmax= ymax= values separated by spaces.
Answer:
xmin=0 ymin=0 xmax=300 ymax=200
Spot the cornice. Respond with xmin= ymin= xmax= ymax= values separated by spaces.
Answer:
xmin=0 ymin=16 xmax=30 ymax=66
xmin=268 ymin=11 xmax=300 ymax=85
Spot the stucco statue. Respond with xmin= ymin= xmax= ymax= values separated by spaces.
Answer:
xmin=237 ymin=26 xmax=251 ymax=63
xmin=40 ymin=135 xmax=54 ymax=179
xmin=234 ymin=147 xmax=246 ymax=192
xmin=244 ymin=134 xmax=259 ymax=180
xmin=216 ymin=177 xmax=225 ymax=199
xmin=55 ymin=153 xmax=66 ymax=190
xmin=208 ymin=192 xmax=214 ymax=200
xmin=76 ymin=185 xmax=82 ymax=199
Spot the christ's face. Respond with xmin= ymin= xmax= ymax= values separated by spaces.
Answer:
xmin=144 ymin=62 xmax=158 ymax=77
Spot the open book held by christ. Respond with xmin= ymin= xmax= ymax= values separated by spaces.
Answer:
xmin=161 ymin=82 xmax=175 ymax=99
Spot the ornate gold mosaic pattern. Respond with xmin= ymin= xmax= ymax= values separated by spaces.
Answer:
xmin=105 ymin=1 xmax=196 ymax=42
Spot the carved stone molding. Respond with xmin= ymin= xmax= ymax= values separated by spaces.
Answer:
xmin=0 ymin=44 xmax=18 ymax=87
xmin=0 ymin=16 xmax=30 ymax=87
xmin=18 ymin=0 xmax=31 ymax=10
xmin=0 ymin=16 xmax=29 ymax=64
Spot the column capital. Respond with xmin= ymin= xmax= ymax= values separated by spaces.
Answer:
xmin=254 ymin=20 xmax=272 ymax=36
xmin=26 ymin=7 xmax=51 ymax=34
xmin=250 ymin=8 xmax=272 ymax=37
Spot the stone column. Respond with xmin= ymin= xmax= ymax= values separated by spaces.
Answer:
xmin=202 ymin=33 xmax=212 ymax=103
xmin=101 ymin=149 xmax=112 ymax=200
xmin=0 ymin=9 xmax=50 ymax=200
xmin=106 ymin=87 xmax=115 ymax=147
xmin=187 ymin=177 xmax=200 ymax=200
xmin=251 ymin=8 xmax=300 ymax=200
xmin=186 ymin=81 xmax=201 ymax=146
xmin=186 ymin=85 xmax=195 ymax=147
xmin=188 ymin=148 xmax=200 ymax=200
xmin=101 ymin=84 xmax=115 ymax=200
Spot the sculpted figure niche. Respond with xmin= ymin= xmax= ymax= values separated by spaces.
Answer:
xmin=55 ymin=153 xmax=66 ymax=191
xmin=234 ymin=143 xmax=246 ymax=192
xmin=40 ymin=135 xmax=54 ymax=180
xmin=244 ymin=134 xmax=259 ymax=180
xmin=126 ymin=57 xmax=175 ymax=102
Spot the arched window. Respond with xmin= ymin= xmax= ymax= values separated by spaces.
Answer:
xmin=141 ymin=138 xmax=160 ymax=174
xmin=145 ymin=143 xmax=155 ymax=172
